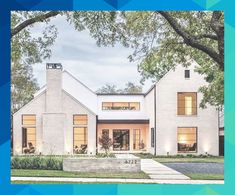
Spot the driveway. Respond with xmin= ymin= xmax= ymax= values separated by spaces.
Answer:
xmin=163 ymin=163 xmax=224 ymax=174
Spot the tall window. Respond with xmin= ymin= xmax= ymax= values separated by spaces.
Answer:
xmin=177 ymin=127 xmax=197 ymax=153
xmin=177 ymin=92 xmax=197 ymax=115
xmin=102 ymin=102 xmax=140 ymax=110
xmin=22 ymin=115 xmax=36 ymax=154
xmin=133 ymin=129 xmax=145 ymax=150
xmin=185 ymin=70 xmax=190 ymax=79
xmin=151 ymin=128 xmax=155 ymax=147
xmin=73 ymin=115 xmax=88 ymax=154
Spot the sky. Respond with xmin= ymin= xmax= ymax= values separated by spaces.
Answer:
xmin=31 ymin=15 xmax=153 ymax=93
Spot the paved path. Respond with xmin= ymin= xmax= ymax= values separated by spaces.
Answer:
xmin=141 ymin=159 xmax=190 ymax=180
xmin=163 ymin=163 xmax=224 ymax=174
xmin=11 ymin=177 xmax=224 ymax=184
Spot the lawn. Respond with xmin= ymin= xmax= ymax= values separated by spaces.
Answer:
xmin=11 ymin=169 xmax=150 ymax=179
xmin=134 ymin=153 xmax=224 ymax=163
xmin=154 ymin=157 xmax=224 ymax=163
xmin=11 ymin=181 xmax=148 ymax=184
xmin=186 ymin=173 xmax=224 ymax=180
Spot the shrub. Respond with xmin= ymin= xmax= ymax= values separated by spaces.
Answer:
xmin=11 ymin=156 xmax=63 ymax=170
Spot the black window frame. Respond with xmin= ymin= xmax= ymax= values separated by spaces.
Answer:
xmin=185 ymin=70 xmax=190 ymax=79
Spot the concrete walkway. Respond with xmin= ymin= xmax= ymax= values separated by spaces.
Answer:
xmin=141 ymin=159 xmax=190 ymax=180
xmin=11 ymin=176 xmax=224 ymax=184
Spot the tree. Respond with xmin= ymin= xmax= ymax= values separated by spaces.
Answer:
xmin=122 ymin=82 xmax=142 ymax=93
xmin=105 ymin=11 xmax=224 ymax=108
xmin=98 ymin=132 xmax=113 ymax=156
xmin=96 ymin=82 xmax=142 ymax=94
xmin=96 ymin=84 xmax=121 ymax=94
xmin=11 ymin=12 xmax=59 ymax=113
xmin=11 ymin=11 xmax=120 ymax=113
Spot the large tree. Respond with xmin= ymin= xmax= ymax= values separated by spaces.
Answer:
xmin=11 ymin=11 xmax=120 ymax=113
xmin=113 ymin=11 xmax=224 ymax=108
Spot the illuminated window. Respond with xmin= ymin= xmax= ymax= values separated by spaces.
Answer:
xmin=177 ymin=92 xmax=197 ymax=115
xmin=177 ymin=127 xmax=197 ymax=153
xmin=73 ymin=127 xmax=87 ymax=154
xmin=102 ymin=102 xmax=140 ymax=110
xmin=22 ymin=115 xmax=36 ymax=125
xmin=73 ymin=115 xmax=88 ymax=154
xmin=73 ymin=115 xmax=88 ymax=125
xmin=22 ymin=115 xmax=36 ymax=154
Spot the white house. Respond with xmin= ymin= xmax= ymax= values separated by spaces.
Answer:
xmin=12 ymin=62 xmax=219 ymax=156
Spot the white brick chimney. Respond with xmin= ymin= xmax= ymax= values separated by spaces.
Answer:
xmin=46 ymin=63 xmax=63 ymax=113
xmin=42 ymin=63 xmax=66 ymax=155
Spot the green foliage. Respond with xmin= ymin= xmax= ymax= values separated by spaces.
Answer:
xmin=11 ymin=11 xmax=58 ymax=114
xmin=98 ymin=133 xmax=113 ymax=155
xmin=11 ymin=156 xmax=63 ymax=170
xmin=96 ymin=82 xmax=142 ymax=94
xmin=105 ymin=11 xmax=224 ymax=107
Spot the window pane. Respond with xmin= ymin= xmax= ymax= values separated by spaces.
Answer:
xmin=177 ymin=93 xmax=197 ymax=115
xmin=102 ymin=102 xmax=140 ymax=110
xmin=102 ymin=102 xmax=112 ymax=110
xmin=22 ymin=115 xmax=36 ymax=125
xmin=22 ymin=127 xmax=36 ymax=154
xmin=113 ymin=129 xmax=129 ymax=151
xmin=133 ymin=129 xmax=141 ymax=150
xmin=73 ymin=127 xmax=87 ymax=154
xmin=130 ymin=102 xmax=140 ymax=110
xmin=177 ymin=127 xmax=197 ymax=152
xmin=73 ymin=115 xmax=87 ymax=125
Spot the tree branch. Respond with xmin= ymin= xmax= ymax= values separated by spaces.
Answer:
xmin=195 ymin=34 xmax=218 ymax=41
xmin=11 ymin=11 xmax=60 ymax=38
xmin=158 ymin=11 xmax=223 ymax=70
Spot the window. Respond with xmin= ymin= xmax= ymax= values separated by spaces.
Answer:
xmin=102 ymin=102 xmax=140 ymax=110
xmin=73 ymin=127 xmax=87 ymax=154
xmin=113 ymin=129 xmax=129 ymax=151
xmin=22 ymin=115 xmax=36 ymax=154
xmin=151 ymin=128 xmax=155 ymax=147
xmin=73 ymin=115 xmax=88 ymax=125
xmin=22 ymin=115 xmax=36 ymax=125
xmin=185 ymin=70 xmax=190 ymax=79
xmin=177 ymin=92 xmax=197 ymax=115
xmin=73 ymin=115 xmax=88 ymax=154
xmin=177 ymin=127 xmax=197 ymax=153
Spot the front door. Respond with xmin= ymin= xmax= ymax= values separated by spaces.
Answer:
xmin=113 ymin=129 xmax=129 ymax=151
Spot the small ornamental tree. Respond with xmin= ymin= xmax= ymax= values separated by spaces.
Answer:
xmin=99 ymin=132 xmax=113 ymax=156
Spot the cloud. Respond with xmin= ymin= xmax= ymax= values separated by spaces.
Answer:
xmin=30 ymin=13 xmax=153 ymax=92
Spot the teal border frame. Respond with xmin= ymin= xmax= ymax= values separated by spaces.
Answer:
xmin=0 ymin=0 xmax=234 ymax=194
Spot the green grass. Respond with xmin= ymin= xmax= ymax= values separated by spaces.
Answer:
xmin=154 ymin=157 xmax=224 ymax=163
xmin=11 ymin=181 xmax=148 ymax=184
xmin=134 ymin=153 xmax=224 ymax=163
xmin=186 ymin=173 xmax=224 ymax=180
xmin=11 ymin=169 xmax=150 ymax=179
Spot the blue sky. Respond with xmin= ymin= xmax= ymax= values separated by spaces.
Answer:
xmin=32 ymin=15 xmax=153 ymax=92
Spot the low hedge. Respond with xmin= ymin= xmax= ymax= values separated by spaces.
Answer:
xmin=11 ymin=156 xmax=63 ymax=170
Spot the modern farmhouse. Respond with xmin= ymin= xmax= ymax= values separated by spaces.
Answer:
xmin=12 ymin=62 xmax=219 ymax=156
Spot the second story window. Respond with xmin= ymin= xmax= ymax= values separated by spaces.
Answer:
xmin=185 ymin=70 xmax=190 ymax=79
xmin=177 ymin=92 xmax=197 ymax=116
xmin=102 ymin=102 xmax=140 ymax=111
